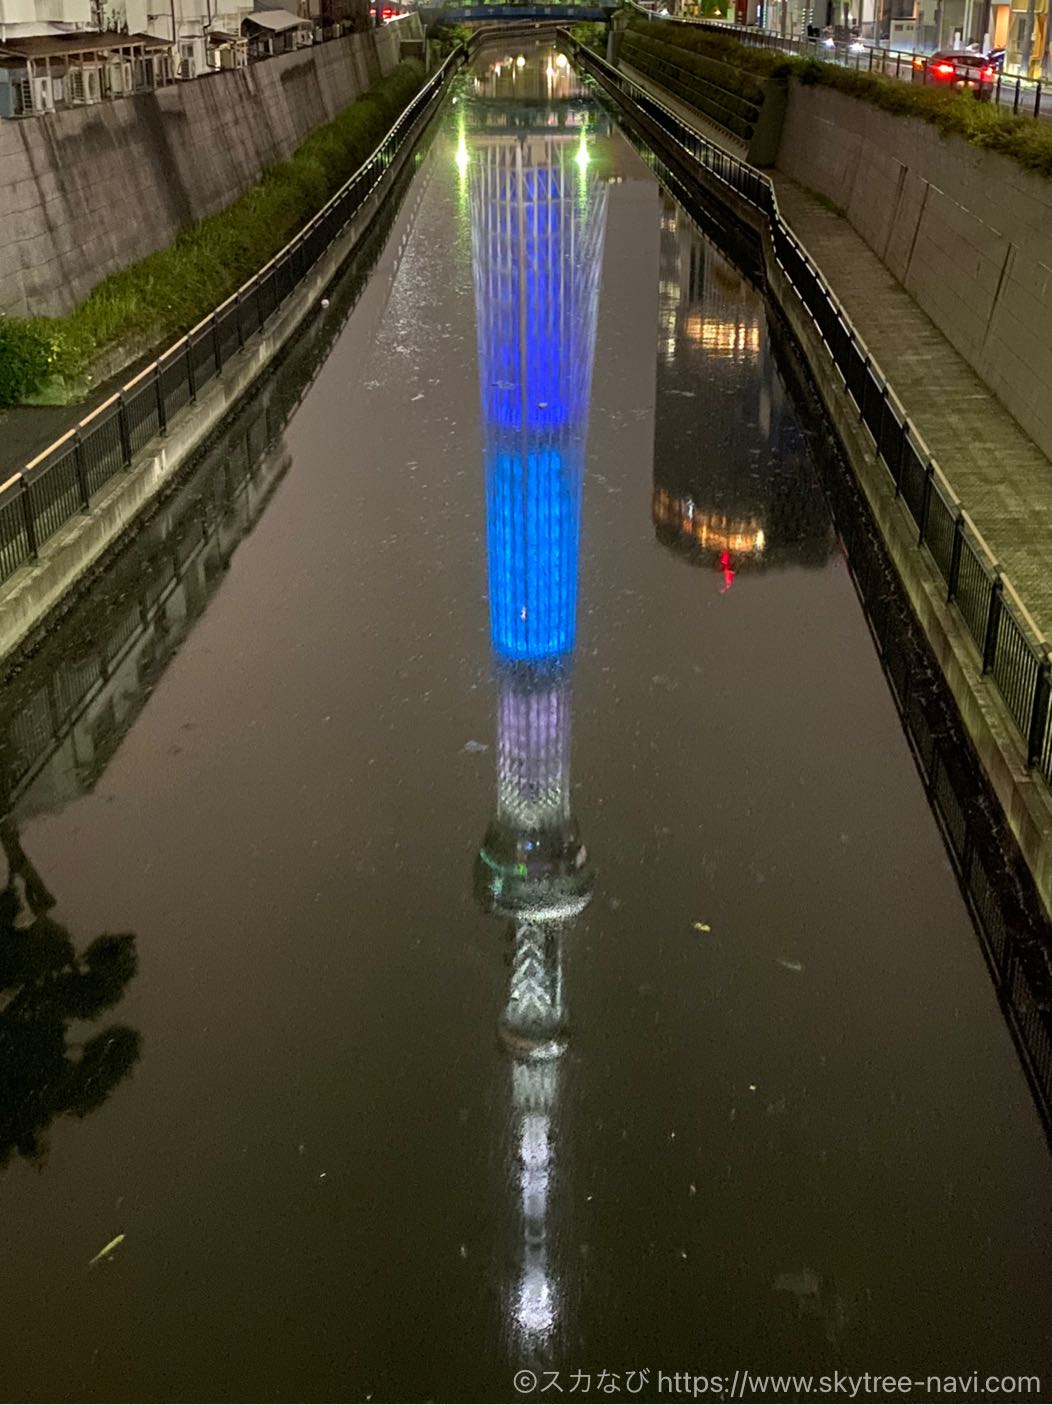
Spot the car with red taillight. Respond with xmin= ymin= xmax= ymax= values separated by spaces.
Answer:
xmin=911 ymin=51 xmax=997 ymax=99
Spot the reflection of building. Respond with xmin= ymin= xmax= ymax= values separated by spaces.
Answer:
xmin=465 ymin=75 xmax=608 ymax=1354
xmin=653 ymin=201 xmax=834 ymax=585
xmin=470 ymin=45 xmax=579 ymax=103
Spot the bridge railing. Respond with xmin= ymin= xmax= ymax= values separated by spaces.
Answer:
xmin=564 ymin=31 xmax=1052 ymax=797
xmin=2 ymin=47 xmax=465 ymax=603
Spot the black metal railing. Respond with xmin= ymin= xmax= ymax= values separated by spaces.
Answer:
xmin=565 ymin=32 xmax=1052 ymax=798
xmin=567 ymin=32 xmax=1052 ymax=1130
xmin=5 ymin=46 xmax=463 ymax=591
xmin=567 ymin=32 xmax=1052 ymax=1119
xmin=634 ymin=9 xmax=1051 ymax=122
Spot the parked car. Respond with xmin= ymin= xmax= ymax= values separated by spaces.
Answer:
xmin=911 ymin=50 xmax=997 ymax=98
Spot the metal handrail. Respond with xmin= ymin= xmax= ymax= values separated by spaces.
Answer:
xmin=2 ymin=47 xmax=463 ymax=601
xmin=564 ymin=30 xmax=1052 ymax=785
xmin=627 ymin=5 xmax=1050 ymax=122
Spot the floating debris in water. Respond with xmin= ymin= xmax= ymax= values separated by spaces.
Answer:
xmin=693 ymin=922 xmax=712 ymax=933
xmin=462 ymin=740 xmax=488 ymax=754
xmin=88 ymin=1234 xmax=125 ymax=1268
xmin=651 ymin=673 xmax=678 ymax=692
xmin=774 ymin=1268 xmax=821 ymax=1299
xmin=777 ymin=958 xmax=805 ymax=973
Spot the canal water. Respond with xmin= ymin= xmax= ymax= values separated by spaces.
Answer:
xmin=0 ymin=40 xmax=1050 ymax=1404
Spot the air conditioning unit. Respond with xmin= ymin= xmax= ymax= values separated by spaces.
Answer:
xmin=32 ymin=75 xmax=55 ymax=111
xmin=67 ymin=68 xmax=100 ymax=102
xmin=105 ymin=61 xmax=133 ymax=95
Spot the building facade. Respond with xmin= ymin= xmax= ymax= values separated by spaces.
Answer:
xmin=0 ymin=0 xmax=92 ymax=43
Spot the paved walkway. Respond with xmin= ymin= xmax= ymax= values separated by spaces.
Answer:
xmin=622 ymin=59 xmax=1052 ymax=645
xmin=0 ymin=350 xmax=153 ymax=480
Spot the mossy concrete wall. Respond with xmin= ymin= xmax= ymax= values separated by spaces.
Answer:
xmin=0 ymin=25 xmax=408 ymax=320
xmin=0 ymin=55 xmax=445 ymax=667
xmin=777 ymin=81 xmax=1052 ymax=461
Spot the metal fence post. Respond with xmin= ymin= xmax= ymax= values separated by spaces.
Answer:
xmin=947 ymin=511 xmax=964 ymax=602
xmin=982 ymin=575 xmax=1004 ymax=675
xmin=894 ymin=421 xmax=909 ymax=496
xmin=154 ymin=365 xmax=167 ymax=435
xmin=19 ymin=480 xmax=38 ymax=560
xmin=117 ymin=394 xmax=133 ymax=468
xmin=918 ymin=461 xmax=933 ymax=545
xmin=1026 ymin=652 xmax=1052 ymax=770
xmin=212 ymin=314 xmax=222 ymax=375
xmin=186 ymin=341 xmax=197 ymax=403
xmin=73 ymin=431 xmax=90 ymax=510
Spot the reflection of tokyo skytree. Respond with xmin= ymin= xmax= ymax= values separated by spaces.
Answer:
xmin=466 ymin=121 xmax=607 ymax=1350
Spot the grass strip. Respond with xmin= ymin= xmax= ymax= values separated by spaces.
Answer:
xmin=614 ymin=14 xmax=1052 ymax=181
xmin=0 ymin=57 xmax=425 ymax=407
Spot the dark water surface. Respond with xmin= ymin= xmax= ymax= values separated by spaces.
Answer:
xmin=1 ymin=43 xmax=1051 ymax=1404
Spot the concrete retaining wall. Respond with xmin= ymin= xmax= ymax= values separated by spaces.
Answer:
xmin=0 ymin=53 xmax=449 ymax=667
xmin=776 ymin=82 xmax=1052 ymax=461
xmin=0 ymin=25 xmax=405 ymax=320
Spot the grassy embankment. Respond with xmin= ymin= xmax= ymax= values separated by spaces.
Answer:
xmin=592 ymin=14 xmax=1052 ymax=177
xmin=0 ymin=58 xmax=425 ymax=408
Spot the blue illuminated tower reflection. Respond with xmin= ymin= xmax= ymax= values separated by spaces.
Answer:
xmin=475 ymin=129 xmax=603 ymax=662
xmin=467 ymin=114 xmax=608 ymax=1352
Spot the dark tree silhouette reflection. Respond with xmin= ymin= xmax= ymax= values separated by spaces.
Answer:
xmin=0 ymin=822 xmax=140 ymax=1169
